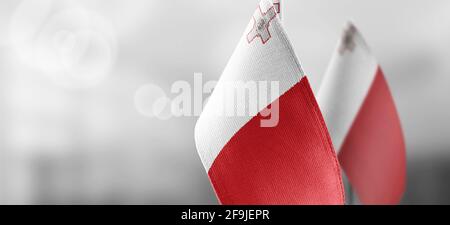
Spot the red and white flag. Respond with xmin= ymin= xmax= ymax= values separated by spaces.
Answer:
xmin=318 ymin=23 xmax=406 ymax=205
xmin=195 ymin=0 xmax=344 ymax=205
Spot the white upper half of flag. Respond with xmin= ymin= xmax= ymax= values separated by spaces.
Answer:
xmin=195 ymin=0 xmax=304 ymax=171
xmin=317 ymin=23 xmax=379 ymax=152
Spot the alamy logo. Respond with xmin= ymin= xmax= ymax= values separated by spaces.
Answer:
xmin=134 ymin=73 xmax=280 ymax=127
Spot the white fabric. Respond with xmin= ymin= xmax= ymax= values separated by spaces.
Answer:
xmin=317 ymin=23 xmax=378 ymax=152
xmin=195 ymin=0 xmax=304 ymax=171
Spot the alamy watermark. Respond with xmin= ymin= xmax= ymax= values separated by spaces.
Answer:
xmin=135 ymin=73 xmax=280 ymax=127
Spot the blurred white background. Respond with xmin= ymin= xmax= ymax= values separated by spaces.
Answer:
xmin=0 ymin=0 xmax=449 ymax=204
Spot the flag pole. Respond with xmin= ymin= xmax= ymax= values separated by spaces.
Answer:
xmin=273 ymin=0 xmax=281 ymax=20
xmin=343 ymin=171 xmax=357 ymax=205
xmin=348 ymin=184 xmax=354 ymax=205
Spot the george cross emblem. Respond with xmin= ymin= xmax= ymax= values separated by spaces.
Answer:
xmin=247 ymin=6 xmax=277 ymax=45
xmin=338 ymin=24 xmax=358 ymax=55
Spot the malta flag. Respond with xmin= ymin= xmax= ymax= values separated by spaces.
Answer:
xmin=318 ymin=23 xmax=406 ymax=204
xmin=195 ymin=0 xmax=344 ymax=205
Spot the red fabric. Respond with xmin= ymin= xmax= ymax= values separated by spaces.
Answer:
xmin=339 ymin=68 xmax=406 ymax=204
xmin=208 ymin=77 xmax=345 ymax=205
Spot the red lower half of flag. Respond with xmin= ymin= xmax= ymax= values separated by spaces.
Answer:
xmin=208 ymin=77 xmax=345 ymax=205
xmin=339 ymin=68 xmax=406 ymax=205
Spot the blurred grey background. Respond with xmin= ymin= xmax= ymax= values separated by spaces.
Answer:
xmin=0 ymin=0 xmax=449 ymax=204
